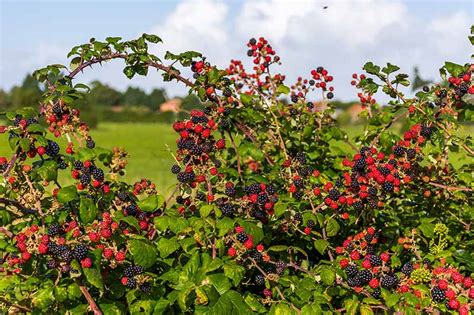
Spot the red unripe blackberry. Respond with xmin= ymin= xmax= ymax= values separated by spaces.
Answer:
xmin=22 ymin=252 xmax=31 ymax=262
xmin=103 ymin=248 xmax=114 ymax=259
xmin=463 ymin=277 xmax=472 ymax=288
xmin=335 ymin=247 xmax=344 ymax=255
xmin=244 ymin=239 xmax=253 ymax=249
xmin=448 ymin=299 xmax=460 ymax=310
xmin=445 ymin=289 xmax=455 ymax=300
xmin=81 ymin=257 xmax=92 ymax=268
xmin=235 ymin=226 xmax=244 ymax=234
xmin=340 ymin=259 xmax=349 ymax=268
xmin=256 ymin=244 xmax=264 ymax=252
xmin=88 ymin=232 xmax=100 ymax=242
xmin=263 ymin=288 xmax=272 ymax=297
xmin=362 ymin=260 xmax=371 ymax=269
xmin=369 ymin=278 xmax=379 ymax=289
xmin=438 ymin=279 xmax=448 ymax=290
xmin=459 ymin=305 xmax=469 ymax=315
xmin=139 ymin=221 xmax=148 ymax=230
xmin=350 ymin=251 xmax=360 ymax=261
xmin=451 ymin=272 xmax=463 ymax=283
xmin=115 ymin=251 xmax=126 ymax=261
xmin=227 ymin=247 xmax=236 ymax=257
xmin=399 ymin=284 xmax=410 ymax=293
xmin=100 ymin=228 xmax=112 ymax=239
xmin=304 ymin=227 xmax=311 ymax=235
xmin=380 ymin=252 xmax=390 ymax=262
xmin=17 ymin=242 xmax=27 ymax=252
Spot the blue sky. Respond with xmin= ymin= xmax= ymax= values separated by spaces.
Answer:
xmin=1 ymin=0 xmax=473 ymax=100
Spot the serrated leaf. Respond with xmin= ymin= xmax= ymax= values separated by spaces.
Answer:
xmin=157 ymin=237 xmax=180 ymax=258
xmin=129 ymin=239 xmax=157 ymax=268
xmin=79 ymin=198 xmax=97 ymax=224
xmin=57 ymin=185 xmax=78 ymax=203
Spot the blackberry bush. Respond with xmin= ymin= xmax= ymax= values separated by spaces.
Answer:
xmin=0 ymin=30 xmax=473 ymax=315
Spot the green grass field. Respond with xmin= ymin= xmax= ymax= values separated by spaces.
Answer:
xmin=1 ymin=122 xmax=471 ymax=193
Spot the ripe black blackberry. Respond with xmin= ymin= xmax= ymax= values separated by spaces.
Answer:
xmin=357 ymin=270 xmax=372 ymax=285
xmin=117 ymin=191 xmax=129 ymax=201
xmin=328 ymin=188 xmax=340 ymax=201
xmin=294 ymin=178 xmax=304 ymax=188
xmin=185 ymin=172 xmax=195 ymax=182
xmin=354 ymin=158 xmax=366 ymax=171
xmin=366 ymin=246 xmax=375 ymax=255
xmin=46 ymin=259 xmax=57 ymax=269
xmin=378 ymin=167 xmax=390 ymax=176
xmin=388 ymin=159 xmax=397 ymax=166
xmin=307 ymin=220 xmax=315 ymax=228
xmin=327 ymin=92 xmax=334 ymax=99
xmin=422 ymin=86 xmax=430 ymax=92
xmin=393 ymin=146 xmax=405 ymax=156
xmin=368 ymin=187 xmax=377 ymax=196
xmin=380 ymin=274 xmax=398 ymax=289
xmin=353 ymin=201 xmax=364 ymax=211
xmin=266 ymin=185 xmax=276 ymax=195
xmin=347 ymin=276 xmax=361 ymax=287
xmin=171 ymin=165 xmax=181 ymax=174
xmin=459 ymin=84 xmax=468 ymax=94
xmin=220 ymin=119 xmax=230 ymax=129
xmin=48 ymin=223 xmax=61 ymax=236
xmin=438 ymin=89 xmax=447 ymax=98
xmin=58 ymin=248 xmax=73 ymax=263
xmin=80 ymin=173 xmax=91 ymax=186
xmin=221 ymin=204 xmax=234 ymax=216
xmin=86 ymin=138 xmax=95 ymax=149
xmin=126 ymin=204 xmax=139 ymax=216
xmin=294 ymin=212 xmax=303 ymax=223
xmin=364 ymin=233 xmax=373 ymax=242
xmin=225 ymin=186 xmax=236 ymax=196
xmin=125 ymin=278 xmax=137 ymax=288
xmin=177 ymin=172 xmax=187 ymax=183
xmin=254 ymin=274 xmax=265 ymax=286
xmin=247 ymin=183 xmax=261 ymax=195
xmin=236 ymin=232 xmax=248 ymax=243
xmin=291 ymin=95 xmax=299 ymax=103
xmin=431 ymin=286 xmax=445 ymax=302
xmin=345 ymin=265 xmax=358 ymax=278
xmin=382 ymin=182 xmax=394 ymax=192
xmin=401 ymin=262 xmax=413 ymax=276
xmin=176 ymin=196 xmax=185 ymax=204
xmin=294 ymin=191 xmax=303 ymax=201
xmin=420 ymin=125 xmax=433 ymax=138
xmin=223 ymin=88 xmax=232 ymax=97
xmin=249 ymin=38 xmax=257 ymax=45
xmin=406 ymin=149 xmax=416 ymax=159
xmin=372 ymin=288 xmax=381 ymax=299
xmin=369 ymin=255 xmax=382 ymax=267
xmin=73 ymin=244 xmax=88 ymax=261
xmin=57 ymin=157 xmax=68 ymax=170
xmin=139 ymin=282 xmax=152 ymax=293
xmin=295 ymin=151 xmax=306 ymax=164
xmin=46 ymin=140 xmax=60 ymax=157
xmin=257 ymin=194 xmax=268 ymax=204
xmin=196 ymin=192 xmax=206 ymax=201
xmin=249 ymin=250 xmax=262 ymax=263
xmin=276 ymin=260 xmax=286 ymax=274
xmin=91 ymin=168 xmax=104 ymax=182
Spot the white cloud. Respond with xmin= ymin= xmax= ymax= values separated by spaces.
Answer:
xmin=428 ymin=11 xmax=472 ymax=55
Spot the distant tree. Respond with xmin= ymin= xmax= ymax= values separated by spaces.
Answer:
xmin=412 ymin=67 xmax=432 ymax=92
xmin=0 ymin=89 xmax=8 ymax=109
xmin=87 ymin=81 xmax=121 ymax=107
xmin=181 ymin=94 xmax=204 ymax=112
xmin=122 ymin=86 xmax=148 ymax=107
xmin=147 ymin=88 xmax=167 ymax=110
xmin=8 ymin=74 xmax=43 ymax=108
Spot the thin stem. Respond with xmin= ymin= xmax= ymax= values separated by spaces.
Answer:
xmin=0 ymin=297 xmax=32 ymax=313
xmin=76 ymin=279 xmax=102 ymax=315
xmin=0 ymin=198 xmax=36 ymax=215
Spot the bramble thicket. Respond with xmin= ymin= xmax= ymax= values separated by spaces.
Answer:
xmin=0 ymin=28 xmax=473 ymax=314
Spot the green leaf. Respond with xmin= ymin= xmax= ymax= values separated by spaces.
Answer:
xmin=57 ymin=185 xmax=78 ymax=203
xmin=244 ymin=294 xmax=267 ymax=313
xmin=224 ymin=261 xmax=245 ymax=286
xmin=203 ymin=290 xmax=252 ymax=315
xmin=200 ymin=204 xmax=215 ymax=218
xmin=344 ymin=298 xmax=359 ymax=315
xmin=325 ymin=218 xmax=340 ymax=237
xmin=138 ymin=194 xmax=164 ymax=212
xmin=363 ymin=62 xmax=381 ymax=75
xmin=385 ymin=292 xmax=400 ymax=307
xmin=444 ymin=61 xmax=465 ymax=77
xmin=217 ymin=217 xmax=234 ymax=236
xmin=320 ymin=266 xmax=335 ymax=285
xmin=157 ymin=237 xmax=180 ymax=258
xmin=208 ymin=274 xmax=232 ymax=295
xmin=79 ymin=198 xmax=97 ymax=224
xmin=128 ymin=239 xmax=157 ymax=268
xmin=301 ymin=303 xmax=322 ymax=315
xmin=83 ymin=267 xmax=104 ymax=291
xmin=313 ymin=239 xmax=328 ymax=255
xmin=360 ymin=304 xmax=374 ymax=315
xmin=381 ymin=63 xmax=400 ymax=75
xmin=276 ymin=84 xmax=290 ymax=95
xmin=268 ymin=245 xmax=288 ymax=252
xmin=240 ymin=93 xmax=253 ymax=106
xmin=142 ymin=33 xmax=162 ymax=43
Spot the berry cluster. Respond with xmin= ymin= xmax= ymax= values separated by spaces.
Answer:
xmin=45 ymin=100 xmax=88 ymax=139
xmin=120 ymin=265 xmax=151 ymax=292
xmin=351 ymin=73 xmax=376 ymax=107
xmin=70 ymin=160 xmax=109 ymax=192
